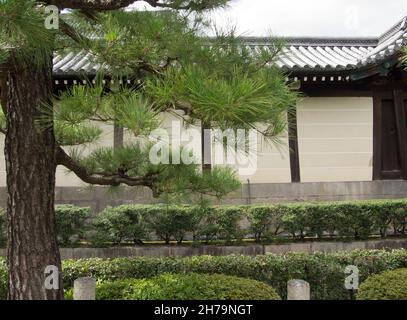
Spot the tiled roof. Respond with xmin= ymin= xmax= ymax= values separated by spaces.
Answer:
xmin=53 ymin=16 xmax=407 ymax=76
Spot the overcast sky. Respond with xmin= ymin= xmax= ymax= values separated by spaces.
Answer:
xmin=209 ymin=0 xmax=407 ymax=37
xmin=135 ymin=0 xmax=407 ymax=38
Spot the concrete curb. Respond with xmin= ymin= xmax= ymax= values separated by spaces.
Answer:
xmin=1 ymin=239 xmax=406 ymax=259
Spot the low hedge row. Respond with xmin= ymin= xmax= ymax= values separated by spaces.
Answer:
xmin=66 ymin=273 xmax=281 ymax=300
xmin=1 ymin=249 xmax=407 ymax=300
xmin=89 ymin=205 xmax=245 ymax=246
xmin=1 ymin=200 xmax=406 ymax=246
xmin=87 ymin=200 xmax=407 ymax=245
xmin=61 ymin=249 xmax=407 ymax=300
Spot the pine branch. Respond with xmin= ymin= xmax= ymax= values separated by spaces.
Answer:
xmin=41 ymin=0 xmax=139 ymax=10
xmin=56 ymin=146 xmax=155 ymax=187
xmin=59 ymin=18 xmax=90 ymax=45
xmin=41 ymin=0 xmax=228 ymax=11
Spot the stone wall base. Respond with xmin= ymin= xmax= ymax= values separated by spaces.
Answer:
xmin=0 ymin=180 xmax=404 ymax=213
xmin=1 ymin=239 xmax=405 ymax=259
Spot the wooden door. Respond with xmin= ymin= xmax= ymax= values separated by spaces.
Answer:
xmin=373 ymin=91 xmax=407 ymax=180
xmin=381 ymin=99 xmax=402 ymax=178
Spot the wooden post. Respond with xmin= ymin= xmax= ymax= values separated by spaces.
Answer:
xmin=73 ymin=277 xmax=96 ymax=300
xmin=287 ymin=279 xmax=310 ymax=300
xmin=113 ymin=123 xmax=124 ymax=150
xmin=372 ymin=94 xmax=383 ymax=180
xmin=288 ymin=105 xmax=301 ymax=182
xmin=201 ymin=121 xmax=212 ymax=172
xmin=393 ymin=89 xmax=407 ymax=180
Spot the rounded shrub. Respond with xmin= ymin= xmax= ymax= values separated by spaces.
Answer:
xmin=0 ymin=258 xmax=7 ymax=300
xmin=357 ymin=268 xmax=407 ymax=300
xmin=94 ymin=273 xmax=281 ymax=300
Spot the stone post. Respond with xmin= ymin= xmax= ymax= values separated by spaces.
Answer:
xmin=287 ymin=279 xmax=310 ymax=300
xmin=73 ymin=277 xmax=96 ymax=300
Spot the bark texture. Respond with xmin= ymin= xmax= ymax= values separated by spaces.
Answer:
xmin=5 ymin=56 xmax=63 ymax=300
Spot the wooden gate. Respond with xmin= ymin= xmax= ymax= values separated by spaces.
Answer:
xmin=373 ymin=90 xmax=407 ymax=180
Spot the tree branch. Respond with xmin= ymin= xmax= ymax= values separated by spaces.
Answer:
xmin=59 ymin=18 xmax=91 ymax=45
xmin=56 ymin=146 xmax=155 ymax=187
xmin=41 ymin=0 xmax=224 ymax=11
xmin=41 ymin=0 xmax=140 ymax=10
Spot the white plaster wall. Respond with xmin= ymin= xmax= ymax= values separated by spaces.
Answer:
xmin=0 ymin=97 xmax=374 ymax=187
xmin=55 ymin=122 xmax=115 ymax=187
xmin=297 ymin=97 xmax=373 ymax=182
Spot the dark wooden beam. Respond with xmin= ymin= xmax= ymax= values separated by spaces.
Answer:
xmin=372 ymin=94 xmax=383 ymax=180
xmin=113 ymin=123 xmax=124 ymax=150
xmin=288 ymin=105 xmax=301 ymax=182
xmin=201 ymin=122 xmax=212 ymax=172
xmin=393 ymin=89 xmax=407 ymax=180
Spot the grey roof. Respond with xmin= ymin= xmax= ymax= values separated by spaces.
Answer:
xmin=53 ymin=16 xmax=407 ymax=76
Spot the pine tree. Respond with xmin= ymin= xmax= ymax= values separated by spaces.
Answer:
xmin=0 ymin=0 xmax=297 ymax=299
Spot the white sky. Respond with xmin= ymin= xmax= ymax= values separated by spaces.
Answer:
xmin=134 ymin=0 xmax=407 ymax=38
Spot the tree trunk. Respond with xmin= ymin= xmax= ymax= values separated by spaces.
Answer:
xmin=5 ymin=56 xmax=63 ymax=300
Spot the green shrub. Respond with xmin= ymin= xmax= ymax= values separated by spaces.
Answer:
xmin=60 ymin=249 xmax=407 ymax=300
xmin=55 ymin=205 xmax=90 ymax=246
xmin=247 ymin=205 xmax=283 ymax=242
xmin=195 ymin=206 xmax=220 ymax=243
xmin=392 ymin=205 xmax=407 ymax=235
xmin=146 ymin=205 xmax=199 ymax=244
xmin=276 ymin=200 xmax=407 ymax=241
xmin=334 ymin=202 xmax=375 ymax=239
xmin=0 ymin=258 xmax=6 ymax=300
xmin=84 ymin=199 xmax=407 ymax=244
xmin=280 ymin=204 xmax=308 ymax=239
xmin=90 ymin=205 xmax=149 ymax=246
xmin=357 ymin=268 xmax=407 ymax=300
xmin=304 ymin=203 xmax=336 ymax=238
xmin=213 ymin=206 xmax=245 ymax=242
xmin=95 ymin=273 xmax=281 ymax=300
xmin=371 ymin=200 xmax=407 ymax=236
xmin=2 ymin=249 xmax=407 ymax=300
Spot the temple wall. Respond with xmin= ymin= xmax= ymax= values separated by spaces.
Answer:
xmin=0 ymin=96 xmax=375 ymax=188
xmin=297 ymin=97 xmax=373 ymax=182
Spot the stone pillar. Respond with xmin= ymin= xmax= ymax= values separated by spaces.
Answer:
xmin=73 ymin=277 xmax=96 ymax=300
xmin=287 ymin=279 xmax=310 ymax=300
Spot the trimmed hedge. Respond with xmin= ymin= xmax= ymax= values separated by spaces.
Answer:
xmin=59 ymin=249 xmax=407 ymax=300
xmin=1 ymin=249 xmax=407 ymax=300
xmin=90 ymin=273 xmax=281 ymax=300
xmin=357 ymin=268 xmax=407 ymax=300
xmin=0 ymin=259 xmax=6 ymax=300
xmin=55 ymin=205 xmax=90 ymax=245
xmin=90 ymin=204 xmax=247 ymax=245
xmin=87 ymin=199 xmax=407 ymax=245
xmin=90 ymin=205 xmax=149 ymax=246
xmin=2 ymin=200 xmax=407 ymax=246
